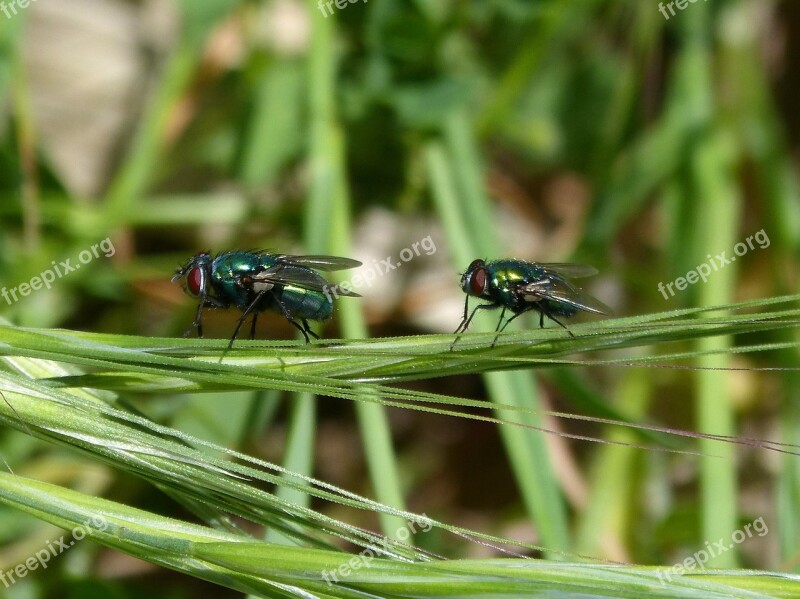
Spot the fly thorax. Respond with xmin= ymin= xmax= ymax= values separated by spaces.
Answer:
xmin=238 ymin=276 xmax=274 ymax=293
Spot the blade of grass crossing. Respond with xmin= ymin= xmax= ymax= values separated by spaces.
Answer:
xmin=237 ymin=20 xmax=312 ymax=550
xmin=261 ymin=0 xmax=336 ymax=538
xmin=0 ymin=472 xmax=796 ymax=598
xmin=425 ymin=137 xmax=571 ymax=553
xmin=723 ymin=5 xmax=800 ymax=566
xmin=779 ymin=371 xmax=800 ymax=567
xmin=266 ymin=392 xmax=316 ymax=545
xmin=692 ymin=126 xmax=740 ymax=567
xmin=240 ymin=59 xmax=304 ymax=188
xmin=104 ymin=40 xmax=197 ymax=226
xmin=304 ymin=0 xmax=407 ymax=539
xmin=575 ymin=368 xmax=650 ymax=558
xmin=444 ymin=109 xmax=496 ymax=241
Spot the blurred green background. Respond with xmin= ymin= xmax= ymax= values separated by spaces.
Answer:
xmin=1 ymin=0 xmax=799 ymax=596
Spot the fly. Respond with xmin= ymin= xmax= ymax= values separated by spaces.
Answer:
xmin=172 ymin=250 xmax=361 ymax=347
xmin=454 ymin=258 xmax=610 ymax=345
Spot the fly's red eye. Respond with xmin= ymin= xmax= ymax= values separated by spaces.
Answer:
xmin=187 ymin=266 xmax=203 ymax=297
xmin=470 ymin=267 xmax=486 ymax=295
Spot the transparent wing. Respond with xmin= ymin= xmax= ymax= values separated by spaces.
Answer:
xmin=250 ymin=265 xmax=361 ymax=297
xmin=274 ymin=254 xmax=362 ymax=271
xmin=535 ymin=263 xmax=599 ymax=278
xmin=518 ymin=278 xmax=611 ymax=315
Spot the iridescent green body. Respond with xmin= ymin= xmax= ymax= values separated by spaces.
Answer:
xmin=454 ymin=258 xmax=609 ymax=342
xmin=210 ymin=251 xmax=332 ymax=320
xmin=484 ymin=260 xmax=580 ymax=317
xmin=173 ymin=250 xmax=360 ymax=345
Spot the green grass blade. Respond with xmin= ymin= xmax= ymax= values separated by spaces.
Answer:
xmin=305 ymin=0 xmax=406 ymax=538
xmin=0 ymin=472 xmax=797 ymax=598
xmin=425 ymin=138 xmax=571 ymax=553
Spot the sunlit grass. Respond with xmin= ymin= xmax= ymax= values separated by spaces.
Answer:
xmin=1 ymin=0 xmax=798 ymax=595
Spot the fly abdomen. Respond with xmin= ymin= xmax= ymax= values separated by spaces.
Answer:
xmin=274 ymin=286 xmax=333 ymax=321
xmin=542 ymin=299 xmax=580 ymax=318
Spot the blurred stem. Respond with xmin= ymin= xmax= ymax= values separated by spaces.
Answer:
xmin=239 ymin=389 xmax=282 ymax=448
xmin=575 ymin=368 xmax=649 ymax=559
xmin=303 ymin=0 xmax=407 ymax=539
xmin=239 ymin=59 xmax=304 ymax=188
xmin=721 ymin=3 xmax=800 ymax=560
xmin=662 ymin=6 xmax=739 ymax=566
xmin=444 ymin=110 xmax=496 ymax=252
xmin=11 ymin=61 xmax=39 ymax=252
xmin=425 ymin=138 xmax=570 ymax=554
xmin=266 ymin=392 xmax=316 ymax=544
xmin=238 ymin=40 xmax=309 ymax=555
xmin=778 ymin=371 xmax=800 ymax=566
xmin=693 ymin=127 xmax=739 ymax=568
xmin=105 ymin=40 xmax=196 ymax=229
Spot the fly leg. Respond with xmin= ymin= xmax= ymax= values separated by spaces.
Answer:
xmin=492 ymin=307 xmax=544 ymax=346
xmin=229 ymin=291 xmax=268 ymax=348
xmin=454 ymin=296 xmax=471 ymax=334
xmin=184 ymin=297 xmax=225 ymax=338
xmin=454 ymin=301 xmax=496 ymax=335
xmin=490 ymin=307 xmax=510 ymax=346
xmin=249 ymin=312 xmax=258 ymax=340
xmin=450 ymin=303 xmax=498 ymax=351
xmin=271 ymin=292 xmax=312 ymax=343
xmin=184 ymin=301 xmax=207 ymax=338
xmin=533 ymin=303 xmax=574 ymax=337
xmin=494 ymin=308 xmax=507 ymax=332
xmin=500 ymin=306 xmax=575 ymax=340
xmin=546 ymin=312 xmax=575 ymax=338
xmin=301 ymin=319 xmax=321 ymax=340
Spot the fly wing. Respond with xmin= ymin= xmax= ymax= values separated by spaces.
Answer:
xmin=535 ymin=263 xmax=598 ymax=278
xmin=519 ymin=278 xmax=611 ymax=315
xmin=250 ymin=264 xmax=361 ymax=297
xmin=274 ymin=254 xmax=362 ymax=271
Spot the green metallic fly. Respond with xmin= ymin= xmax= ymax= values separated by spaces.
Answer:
xmin=454 ymin=258 xmax=610 ymax=343
xmin=173 ymin=250 xmax=360 ymax=347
